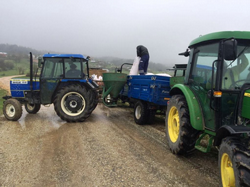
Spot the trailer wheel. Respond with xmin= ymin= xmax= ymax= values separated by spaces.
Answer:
xmin=3 ymin=99 xmax=22 ymax=121
xmin=134 ymin=101 xmax=148 ymax=125
xmin=54 ymin=84 xmax=92 ymax=122
xmin=25 ymin=103 xmax=41 ymax=114
xmin=219 ymin=137 xmax=250 ymax=187
xmin=165 ymin=95 xmax=199 ymax=154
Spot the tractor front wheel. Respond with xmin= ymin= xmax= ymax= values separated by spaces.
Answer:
xmin=219 ymin=137 xmax=250 ymax=187
xmin=3 ymin=99 xmax=22 ymax=121
xmin=165 ymin=95 xmax=199 ymax=154
xmin=25 ymin=103 xmax=41 ymax=114
xmin=54 ymin=84 xmax=92 ymax=122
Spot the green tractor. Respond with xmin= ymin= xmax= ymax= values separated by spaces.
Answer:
xmin=166 ymin=31 xmax=250 ymax=186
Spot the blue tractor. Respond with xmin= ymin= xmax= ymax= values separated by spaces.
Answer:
xmin=3 ymin=53 xmax=99 ymax=122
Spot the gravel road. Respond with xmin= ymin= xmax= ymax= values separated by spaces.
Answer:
xmin=0 ymin=76 xmax=220 ymax=187
xmin=0 ymin=75 xmax=25 ymax=93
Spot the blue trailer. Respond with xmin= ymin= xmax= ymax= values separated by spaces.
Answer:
xmin=121 ymin=75 xmax=171 ymax=124
xmin=102 ymin=64 xmax=184 ymax=125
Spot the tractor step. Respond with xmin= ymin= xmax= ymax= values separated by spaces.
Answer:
xmin=195 ymin=133 xmax=214 ymax=153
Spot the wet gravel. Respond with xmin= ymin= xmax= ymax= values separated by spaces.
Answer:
xmin=0 ymin=103 xmax=220 ymax=186
xmin=0 ymin=76 xmax=220 ymax=187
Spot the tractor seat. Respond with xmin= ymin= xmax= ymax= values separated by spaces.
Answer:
xmin=66 ymin=69 xmax=81 ymax=78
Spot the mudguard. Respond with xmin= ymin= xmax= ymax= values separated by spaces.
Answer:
xmin=170 ymin=84 xmax=204 ymax=130
xmin=214 ymin=125 xmax=250 ymax=146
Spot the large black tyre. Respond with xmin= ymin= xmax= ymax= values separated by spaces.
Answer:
xmin=53 ymin=84 xmax=93 ymax=122
xmin=3 ymin=99 xmax=22 ymax=121
xmin=25 ymin=103 xmax=41 ymax=114
xmin=165 ymin=95 xmax=199 ymax=154
xmin=134 ymin=101 xmax=148 ymax=125
xmin=147 ymin=109 xmax=156 ymax=124
xmin=219 ymin=137 xmax=250 ymax=187
xmin=89 ymin=90 xmax=99 ymax=112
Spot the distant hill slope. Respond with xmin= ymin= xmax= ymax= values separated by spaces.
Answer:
xmin=0 ymin=44 xmax=57 ymax=56
xmin=0 ymin=44 xmax=169 ymax=73
xmin=97 ymin=56 xmax=169 ymax=73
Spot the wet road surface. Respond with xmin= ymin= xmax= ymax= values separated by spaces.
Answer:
xmin=0 ymin=103 xmax=220 ymax=186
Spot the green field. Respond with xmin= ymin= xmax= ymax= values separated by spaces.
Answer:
xmin=0 ymin=58 xmax=30 ymax=78
xmin=0 ymin=89 xmax=7 ymax=115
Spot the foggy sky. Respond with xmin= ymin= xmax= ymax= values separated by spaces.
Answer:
xmin=1 ymin=0 xmax=250 ymax=67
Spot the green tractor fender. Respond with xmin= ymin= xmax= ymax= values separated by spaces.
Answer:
xmin=214 ymin=125 xmax=250 ymax=146
xmin=169 ymin=84 xmax=204 ymax=131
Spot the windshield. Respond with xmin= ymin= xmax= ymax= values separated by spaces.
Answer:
xmin=222 ymin=42 xmax=250 ymax=90
xmin=42 ymin=57 xmax=88 ymax=79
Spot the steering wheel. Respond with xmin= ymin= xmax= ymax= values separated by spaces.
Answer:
xmin=229 ymin=79 xmax=248 ymax=89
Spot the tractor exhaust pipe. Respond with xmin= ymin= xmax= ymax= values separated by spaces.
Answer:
xmin=30 ymin=52 xmax=33 ymax=101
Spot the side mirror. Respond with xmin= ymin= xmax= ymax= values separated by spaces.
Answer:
xmin=178 ymin=49 xmax=190 ymax=57
xmin=223 ymin=39 xmax=237 ymax=61
xmin=38 ymin=57 xmax=43 ymax=68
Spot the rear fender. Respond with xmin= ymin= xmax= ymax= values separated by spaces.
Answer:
xmin=60 ymin=79 xmax=98 ymax=90
xmin=170 ymin=84 xmax=204 ymax=130
xmin=51 ymin=80 xmax=97 ymax=102
xmin=214 ymin=125 xmax=250 ymax=146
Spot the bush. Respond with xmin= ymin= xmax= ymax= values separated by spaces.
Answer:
xmin=4 ymin=61 xmax=14 ymax=70
xmin=0 ymin=60 xmax=15 ymax=71
xmin=18 ymin=67 xmax=25 ymax=75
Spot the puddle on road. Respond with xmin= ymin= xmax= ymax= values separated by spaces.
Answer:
xmin=17 ymin=106 xmax=66 ymax=134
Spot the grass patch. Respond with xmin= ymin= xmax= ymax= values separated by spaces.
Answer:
xmin=0 ymin=69 xmax=20 ymax=77
xmin=0 ymin=58 xmax=30 ymax=78
xmin=0 ymin=88 xmax=7 ymax=115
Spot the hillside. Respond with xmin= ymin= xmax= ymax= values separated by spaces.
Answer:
xmin=0 ymin=44 xmax=57 ymax=56
xmin=94 ymin=56 xmax=169 ymax=74
xmin=0 ymin=44 xmax=171 ymax=76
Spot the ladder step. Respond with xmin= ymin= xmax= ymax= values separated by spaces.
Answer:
xmin=195 ymin=145 xmax=208 ymax=153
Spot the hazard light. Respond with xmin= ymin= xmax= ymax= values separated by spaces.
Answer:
xmin=213 ymin=91 xmax=222 ymax=97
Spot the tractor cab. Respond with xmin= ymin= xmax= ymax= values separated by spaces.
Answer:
xmin=41 ymin=54 xmax=89 ymax=79
xmin=39 ymin=54 xmax=91 ymax=104
xmin=186 ymin=36 xmax=250 ymax=131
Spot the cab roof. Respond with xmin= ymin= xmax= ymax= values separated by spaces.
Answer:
xmin=43 ymin=54 xmax=86 ymax=59
xmin=189 ymin=31 xmax=250 ymax=47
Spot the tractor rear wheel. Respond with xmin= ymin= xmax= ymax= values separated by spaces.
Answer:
xmin=3 ymin=99 xmax=22 ymax=121
xmin=165 ymin=95 xmax=199 ymax=154
xmin=25 ymin=103 xmax=41 ymax=114
xmin=219 ymin=137 xmax=250 ymax=187
xmin=89 ymin=90 xmax=99 ymax=112
xmin=53 ymin=84 xmax=93 ymax=122
xmin=134 ymin=101 xmax=148 ymax=125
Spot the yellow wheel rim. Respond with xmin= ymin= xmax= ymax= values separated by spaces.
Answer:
xmin=168 ymin=106 xmax=180 ymax=143
xmin=221 ymin=153 xmax=235 ymax=187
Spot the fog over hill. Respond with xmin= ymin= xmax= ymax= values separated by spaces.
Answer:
xmin=0 ymin=44 xmax=170 ymax=73
xmin=0 ymin=44 xmax=59 ymax=56
xmin=97 ymin=56 xmax=170 ymax=72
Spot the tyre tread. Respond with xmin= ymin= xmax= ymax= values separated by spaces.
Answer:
xmin=166 ymin=95 xmax=199 ymax=154
xmin=54 ymin=84 xmax=94 ymax=122
xmin=3 ymin=98 xmax=22 ymax=121
xmin=220 ymin=137 xmax=250 ymax=187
